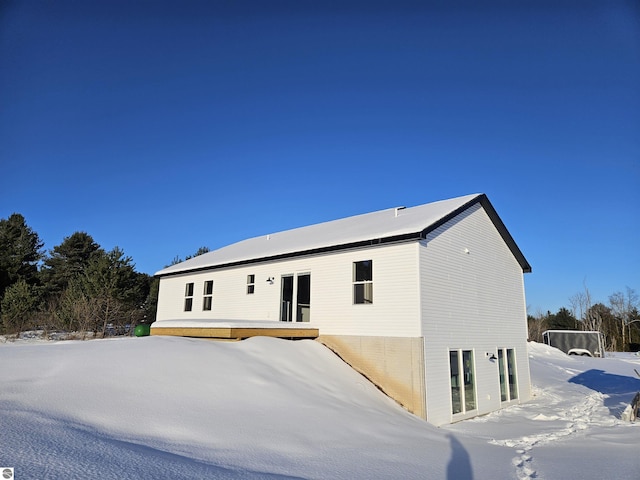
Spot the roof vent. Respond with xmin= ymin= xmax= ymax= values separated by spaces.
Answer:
xmin=394 ymin=206 xmax=406 ymax=217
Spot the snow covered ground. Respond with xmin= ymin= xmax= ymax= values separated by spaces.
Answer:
xmin=0 ymin=335 xmax=638 ymax=480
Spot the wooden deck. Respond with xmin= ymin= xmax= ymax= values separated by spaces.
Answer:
xmin=150 ymin=321 xmax=319 ymax=341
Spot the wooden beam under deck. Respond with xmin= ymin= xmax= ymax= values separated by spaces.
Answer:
xmin=150 ymin=326 xmax=319 ymax=340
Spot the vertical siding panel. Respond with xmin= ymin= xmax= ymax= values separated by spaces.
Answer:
xmin=420 ymin=204 xmax=531 ymax=425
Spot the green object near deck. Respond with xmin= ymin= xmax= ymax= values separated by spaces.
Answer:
xmin=134 ymin=324 xmax=151 ymax=337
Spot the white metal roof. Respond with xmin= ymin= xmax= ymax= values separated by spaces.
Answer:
xmin=155 ymin=193 xmax=531 ymax=276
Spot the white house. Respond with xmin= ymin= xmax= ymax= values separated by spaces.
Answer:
xmin=152 ymin=193 xmax=532 ymax=426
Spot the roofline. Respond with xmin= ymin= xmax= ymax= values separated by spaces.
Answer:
xmin=422 ymin=194 xmax=531 ymax=273
xmin=156 ymin=194 xmax=531 ymax=278
xmin=155 ymin=232 xmax=422 ymax=278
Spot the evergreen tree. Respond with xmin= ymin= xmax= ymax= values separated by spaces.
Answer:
xmin=54 ymin=278 xmax=94 ymax=335
xmin=0 ymin=213 xmax=44 ymax=303
xmin=546 ymin=307 xmax=578 ymax=330
xmin=1 ymin=279 xmax=40 ymax=334
xmin=41 ymin=232 xmax=101 ymax=296
xmin=168 ymin=246 xmax=211 ymax=266
xmin=80 ymin=247 xmax=145 ymax=335
xmin=82 ymin=247 xmax=138 ymax=302
xmin=141 ymin=276 xmax=159 ymax=323
xmin=186 ymin=246 xmax=210 ymax=260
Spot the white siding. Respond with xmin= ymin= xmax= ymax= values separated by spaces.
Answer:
xmin=156 ymin=242 xmax=422 ymax=337
xmin=419 ymin=203 xmax=531 ymax=426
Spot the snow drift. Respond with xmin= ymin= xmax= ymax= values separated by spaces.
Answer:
xmin=1 ymin=336 xmax=639 ymax=479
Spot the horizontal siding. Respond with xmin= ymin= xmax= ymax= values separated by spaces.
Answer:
xmin=312 ymin=243 xmax=421 ymax=336
xmin=156 ymin=242 xmax=422 ymax=337
xmin=419 ymin=203 xmax=531 ymax=425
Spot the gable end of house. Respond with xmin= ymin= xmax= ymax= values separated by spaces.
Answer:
xmin=419 ymin=194 xmax=531 ymax=274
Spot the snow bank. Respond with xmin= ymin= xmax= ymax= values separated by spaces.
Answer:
xmin=1 ymin=338 xmax=639 ymax=479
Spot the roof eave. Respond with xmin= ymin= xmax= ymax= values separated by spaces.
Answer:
xmin=155 ymin=231 xmax=422 ymax=278
xmin=156 ymin=194 xmax=532 ymax=278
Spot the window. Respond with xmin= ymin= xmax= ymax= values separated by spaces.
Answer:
xmin=498 ymin=348 xmax=518 ymax=402
xmin=450 ymin=351 xmax=461 ymax=414
xmin=353 ymin=260 xmax=373 ymax=304
xmin=296 ymin=273 xmax=310 ymax=322
xmin=203 ymin=280 xmax=213 ymax=311
xmin=507 ymin=349 xmax=518 ymax=400
xmin=184 ymin=282 xmax=194 ymax=312
xmin=247 ymin=274 xmax=255 ymax=294
xmin=449 ymin=349 xmax=476 ymax=415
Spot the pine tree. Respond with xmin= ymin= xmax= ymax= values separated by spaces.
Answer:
xmin=0 ymin=213 xmax=44 ymax=303
xmin=1 ymin=279 xmax=40 ymax=334
xmin=41 ymin=232 xmax=101 ymax=296
xmin=547 ymin=307 xmax=578 ymax=330
xmin=80 ymin=247 xmax=144 ymax=336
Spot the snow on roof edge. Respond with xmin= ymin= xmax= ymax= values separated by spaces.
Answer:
xmin=155 ymin=194 xmax=484 ymax=277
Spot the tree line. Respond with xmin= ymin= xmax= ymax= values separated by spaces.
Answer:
xmin=528 ymin=286 xmax=640 ymax=352
xmin=0 ymin=213 xmax=158 ymax=337
xmin=2 ymin=212 xmax=638 ymax=349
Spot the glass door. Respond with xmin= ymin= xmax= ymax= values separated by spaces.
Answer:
xmin=280 ymin=273 xmax=311 ymax=322
xmin=280 ymin=275 xmax=294 ymax=322
xmin=296 ymin=274 xmax=310 ymax=322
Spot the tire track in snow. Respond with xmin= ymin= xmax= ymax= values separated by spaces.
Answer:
xmin=490 ymin=391 xmax=605 ymax=480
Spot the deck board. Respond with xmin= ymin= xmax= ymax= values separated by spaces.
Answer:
xmin=150 ymin=325 xmax=319 ymax=340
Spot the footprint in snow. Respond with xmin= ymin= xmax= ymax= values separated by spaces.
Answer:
xmin=512 ymin=447 xmax=536 ymax=479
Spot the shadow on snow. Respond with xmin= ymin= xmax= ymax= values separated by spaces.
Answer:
xmin=568 ymin=369 xmax=640 ymax=417
xmin=446 ymin=434 xmax=473 ymax=480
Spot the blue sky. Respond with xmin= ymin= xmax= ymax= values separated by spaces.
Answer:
xmin=1 ymin=0 xmax=638 ymax=314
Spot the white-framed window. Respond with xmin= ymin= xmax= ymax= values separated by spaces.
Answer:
xmin=247 ymin=274 xmax=255 ymax=294
xmin=498 ymin=348 xmax=518 ymax=402
xmin=353 ymin=260 xmax=373 ymax=304
xmin=184 ymin=282 xmax=194 ymax=312
xmin=449 ymin=349 xmax=476 ymax=415
xmin=203 ymin=280 xmax=213 ymax=311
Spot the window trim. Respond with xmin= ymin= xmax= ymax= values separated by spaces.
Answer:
xmin=184 ymin=282 xmax=194 ymax=312
xmin=202 ymin=280 xmax=213 ymax=311
xmin=498 ymin=348 xmax=518 ymax=402
xmin=353 ymin=260 xmax=373 ymax=304
xmin=449 ymin=348 xmax=477 ymax=416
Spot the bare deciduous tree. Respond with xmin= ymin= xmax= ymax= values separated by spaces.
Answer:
xmin=527 ymin=308 xmax=548 ymax=343
xmin=570 ymin=283 xmax=601 ymax=331
xmin=609 ymin=287 xmax=639 ymax=350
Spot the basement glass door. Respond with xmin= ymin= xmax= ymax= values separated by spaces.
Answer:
xmin=280 ymin=273 xmax=310 ymax=322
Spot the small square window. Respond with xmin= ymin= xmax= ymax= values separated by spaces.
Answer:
xmin=354 ymin=260 xmax=372 ymax=282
